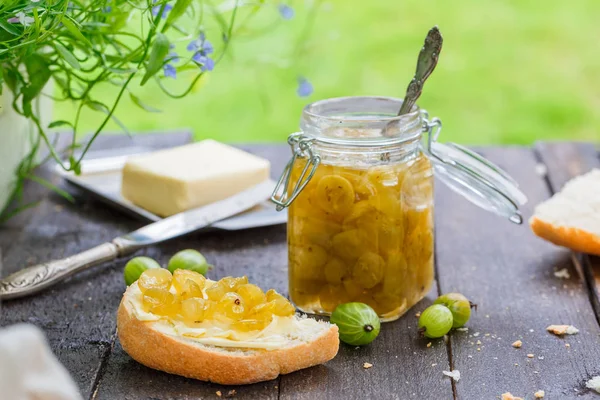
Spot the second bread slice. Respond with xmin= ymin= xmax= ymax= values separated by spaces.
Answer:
xmin=529 ymin=169 xmax=600 ymax=255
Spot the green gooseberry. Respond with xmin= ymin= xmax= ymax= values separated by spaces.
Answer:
xmin=124 ymin=256 xmax=161 ymax=286
xmin=330 ymin=302 xmax=381 ymax=346
xmin=167 ymin=249 xmax=211 ymax=276
xmin=434 ymin=292 xmax=475 ymax=328
xmin=418 ymin=304 xmax=453 ymax=339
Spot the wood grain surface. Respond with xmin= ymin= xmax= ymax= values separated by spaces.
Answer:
xmin=435 ymin=147 xmax=600 ymax=399
xmin=2 ymin=137 xmax=600 ymax=400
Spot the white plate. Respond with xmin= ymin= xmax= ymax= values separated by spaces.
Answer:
xmin=54 ymin=147 xmax=287 ymax=230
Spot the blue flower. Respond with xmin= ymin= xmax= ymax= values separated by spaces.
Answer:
xmin=187 ymin=33 xmax=215 ymax=72
xmin=278 ymin=4 xmax=294 ymax=20
xmin=192 ymin=53 xmax=215 ymax=72
xmin=152 ymin=2 xmax=172 ymax=19
xmin=8 ymin=11 xmax=34 ymax=26
xmin=163 ymin=45 xmax=179 ymax=78
xmin=296 ymin=77 xmax=313 ymax=97
xmin=164 ymin=64 xmax=176 ymax=79
xmin=187 ymin=33 xmax=214 ymax=54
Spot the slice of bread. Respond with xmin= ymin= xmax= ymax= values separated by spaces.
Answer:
xmin=529 ymin=169 xmax=600 ymax=256
xmin=117 ymin=285 xmax=339 ymax=385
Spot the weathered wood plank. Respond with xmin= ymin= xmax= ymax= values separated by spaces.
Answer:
xmin=278 ymin=288 xmax=454 ymax=400
xmin=435 ymin=146 xmax=600 ymax=399
xmin=534 ymin=142 xmax=600 ymax=325
xmin=0 ymin=132 xmax=192 ymax=398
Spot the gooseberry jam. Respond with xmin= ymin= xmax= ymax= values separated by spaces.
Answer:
xmin=288 ymin=148 xmax=434 ymax=321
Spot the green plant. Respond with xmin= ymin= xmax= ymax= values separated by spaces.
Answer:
xmin=0 ymin=0 xmax=295 ymax=221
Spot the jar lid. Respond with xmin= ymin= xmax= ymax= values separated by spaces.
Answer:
xmin=428 ymin=140 xmax=527 ymax=224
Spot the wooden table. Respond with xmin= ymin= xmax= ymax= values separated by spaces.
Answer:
xmin=2 ymin=134 xmax=600 ymax=400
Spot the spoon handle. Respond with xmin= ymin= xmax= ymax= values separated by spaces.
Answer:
xmin=398 ymin=26 xmax=443 ymax=116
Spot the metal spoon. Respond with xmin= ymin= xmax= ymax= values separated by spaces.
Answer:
xmin=398 ymin=26 xmax=443 ymax=116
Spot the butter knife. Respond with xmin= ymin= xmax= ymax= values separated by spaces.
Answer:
xmin=0 ymin=180 xmax=274 ymax=300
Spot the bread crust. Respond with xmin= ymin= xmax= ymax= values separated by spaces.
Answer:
xmin=530 ymin=216 xmax=600 ymax=256
xmin=117 ymin=296 xmax=339 ymax=385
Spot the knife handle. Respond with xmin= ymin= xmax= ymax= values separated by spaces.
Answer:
xmin=0 ymin=240 xmax=136 ymax=300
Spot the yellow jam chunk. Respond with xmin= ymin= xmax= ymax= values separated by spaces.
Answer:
xmin=136 ymin=270 xmax=295 ymax=331
xmin=288 ymin=151 xmax=434 ymax=321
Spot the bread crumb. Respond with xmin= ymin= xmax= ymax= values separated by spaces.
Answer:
xmin=473 ymin=332 xmax=480 ymax=337
xmin=535 ymin=164 xmax=547 ymax=176
xmin=586 ymin=376 xmax=600 ymax=393
xmin=527 ymin=354 xmax=534 ymax=358
xmin=512 ymin=340 xmax=522 ymax=348
xmin=476 ymin=340 xmax=482 ymax=345
xmin=442 ymin=370 xmax=460 ymax=382
xmin=502 ymin=392 xmax=523 ymax=400
xmin=216 ymin=391 xmax=222 ymax=397
xmin=227 ymin=390 xmax=237 ymax=397
xmin=363 ymin=362 xmax=373 ymax=369
xmin=456 ymin=327 xmax=468 ymax=332
xmin=415 ymin=312 xmax=421 ymax=318
xmin=432 ymin=363 xmax=437 ymax=367
xmin=514 ymin=363 xmax=519 ymax=366
xmin=565 ymin=343 xmax=571 ymax=348
xmin=547 ymin=325 xmax=579 ymax=336
xmin=534 ymin=390 xmax=545 ymax=398
xmin=477 ymin=347 xmax=481 ymax=351
xmin=554 ymin=268 xmax=571 ymax=279
xmin=427 ymin=342 xmax=432 ymax=348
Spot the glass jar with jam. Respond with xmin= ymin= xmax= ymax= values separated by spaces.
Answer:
xmin=272 ymin=96 xmax=527 ymax=321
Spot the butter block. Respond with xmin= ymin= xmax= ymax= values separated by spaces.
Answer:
xmin=121 ymin=139 xmax=270 ymax=217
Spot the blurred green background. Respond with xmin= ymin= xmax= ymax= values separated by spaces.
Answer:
xmin=55 ymin=0 xmax=600 ymax=145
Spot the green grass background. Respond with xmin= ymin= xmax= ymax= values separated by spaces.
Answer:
xmin=55 ymin=0 xmax=600 ymax=145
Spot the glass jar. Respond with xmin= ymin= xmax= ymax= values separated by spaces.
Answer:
xmin=272 ymin=96 xmax=527 ymax=322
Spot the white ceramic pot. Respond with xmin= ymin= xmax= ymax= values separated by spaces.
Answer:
xmin=0 ymin=84 xmax=53 ymax=213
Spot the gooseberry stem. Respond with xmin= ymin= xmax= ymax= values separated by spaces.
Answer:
xmin=470 ymin=302 xmax=478 ymax=311
xmin=364 ymin=324 xmax=374 ymax=332
xmin=418 ymin=327 xmax=426 ymax=337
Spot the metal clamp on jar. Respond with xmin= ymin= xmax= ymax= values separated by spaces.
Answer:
xmin=271 ymin=96 xmax=526 ymax=321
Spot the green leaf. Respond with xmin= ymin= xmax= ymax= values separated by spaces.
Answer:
xmin=129 ymin=92 xmax=162 ymax=113
xmin=55 ymin=42 xmax=81 ymax=70
xmin=24 ymin=54 xmax=51 ymax=100
xmin=21 ymin=54 xmax=51 ymax=117
xmin=22 ymin=99 xmax=33 ymax=117
xmin=68 ymin=155 xmax=81 ymax=175
xmin=61 ymin=17 xmax=93 ymax=48
xmin=0 ymin=19 xmax=20 ymax=36
xmin=85 ymin=100 xmax=109 ymax=113
xmin=140 ymin=33 xmax=170 ymax=86
xmin=48 ymin=120 xmax=74 ymax=129
xmin=163 ymin=0 xmax=193 ymax=32
xmin=3 ymin=68 xmax=19 ymax=93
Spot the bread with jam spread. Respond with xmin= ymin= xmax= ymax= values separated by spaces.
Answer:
xmin=117 ymin=274 xmax=339 ymax=385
